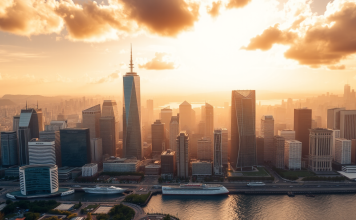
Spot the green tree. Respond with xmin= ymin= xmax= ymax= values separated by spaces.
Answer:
xmin=5 ymin=200 xmax=12 ymax=205
xmin=163 ymin=214 xmax=171 ymax=220
xmin=96 ymin=214 xmax=109 ymax=220
xmin=67 ymin=214 xmax=77 ymax=219
xmin=24 ymin=212 xmax=40 ymax=220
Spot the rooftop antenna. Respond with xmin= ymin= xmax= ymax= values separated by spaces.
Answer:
xmin=26 ymin=100 xmax=27 ymax=110
xmin=37 ymin=100 xmax=38 ymax=109
xmin=129 ymin=44 xmax=134 ymax=72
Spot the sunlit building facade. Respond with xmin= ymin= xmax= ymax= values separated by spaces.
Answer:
xmin=308 ymin=128 xmax=333 ymax=172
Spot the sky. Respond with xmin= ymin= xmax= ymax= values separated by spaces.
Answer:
xmin=0 ymin=0 xmax=356 ymax=98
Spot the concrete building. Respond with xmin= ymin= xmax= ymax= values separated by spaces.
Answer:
xmin=82 ymin=104 xmax=101 ymax=139
xmin=332 ymin=130 xmax=341 ymax=160
xmin=45 ymin=120 xmax=67 ymax=131
xmin=327 ymin=108 xmax=345 ymax=130
xmin=169 ymin=115 xmax=179 ymax=152
xmin=256 ymin=136 xmax=264 ymax=165
xmin=13 ymin=115 xmax=20 ymax=133
xmin=274 ymin=135 xmax=285 ymax=169
xmin=161 ymin=107 xmax=172 ymax=148
xmin=335 ymin=138 xmax=351 ymax=164
xmin=146 ymin=99 xmax=154 ymax=125
xmin=179 ymin=101 xmax=192 ymax=134
xmin=261 ymin=115 xmax=274 ymax=162
xmin=102 ymin=100 xmax=120 ymax=146
xmin=39 ymin=130 xmax=61 ymax=168
xmin=284 ymin=140 xmax=302 ymax=170
xmin=192 ymin=161 xmax=212 ymax=176
xmin=161 ymin=150 xmax=176 ymax=179
xmin=340 ymin=110 xmax=356 ymax=140
xmin=90 ymin=138 xmax=103 ymax=163
xmin=278 ymin=130 xmax=295 ymax=141
xmin=123 ymin=49 xmax=142 ymax=160
xmin=145 ymin=165 xmax=161 ymax=175
xmin=205 ymin=103 xmax=214 ymax=141
xmin=231 ymin=90 xmax=256 ymax=169
xmin=82 ymin=163 xmax=98 ymax=177
xmin=100 ymin=116 xmax=116 ymax=156
xmin=197 ymin=138 xmax=212 ymax=161
xmin=103 ymin=157 xmax=140 ymax=172
xmin=28 ymin=138 xmax=56 ymax=165
xmin=213 ymin=130 xmax=223 ymax=175
xmin=151 ymin=120 xmax=166 ymax=156
xmin=19 ymin=164 xmax=58 ymax=195
xmin=1 ymin=131 xmax=18 ymax=167
xmin=294 ymin=108 xmax=312 ymax=157
xmin=309 ymin=128 xmax=333 ymax=172
xmin=176 ymin=132 xmax=189 ymax=178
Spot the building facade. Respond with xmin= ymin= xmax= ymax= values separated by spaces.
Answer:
xmin=161 ymin=150 xmax=176 ymax=178
xmin=335 ymin=138 xmax=351 ymax=164
xmin=192 ymin=161 xmax=212 ymax=176
xmin=176 ymin=132 xmax=189 ymax=178
xmin=28 ymin=138 xmax=56 ymax=165
xmin=261 ymin=115 xmax=274 ymax=162
xmin=278 ymin=130 xmax=296 ymax=141
xmin=179 ymin=101 xmax=192 ymax=134
xmin=256 ymin=136 xmax=264 ymax=165
xmin=284 ymin=140 xmax=302 ymax=170
xmin=327 ymin=108 xmax=345 ymax=130
xmin=102 ymin=100 xmax=120 ymax=146
xmin=308 ymin=128 xmax=333 ymax=172
xmin=39 ymin=130 xmax=61 ymax=167
xmin=82 ymin=104 xmax=101 ymax=139
xmin=205 ymin=103 xmax=214 ymax=141
xmin=100 ymin=116 xmax=116 ymax=156
xmin=90 ymin=138 xmax=103 ymax=163
xmin=197 ymin=138 xmax=212 ymax=161
xmin=274 ymin=135 xmax=285 ymax=169
xmin=103 ymin=158 xmax=139 ymax=172
xmin=169 ymin=115 xmax=179 ymax=152
xmin=294 ymin=108 xmax=312 ymax=157
xmin=151 ymin=120 xmax=166 ymax=156
xmin=339 ymin=110 xmax=356 ymax=140
xmin=82 ymin=163 xmax=98 ymax=177
xmin=161 ymin=107 xmax=172 ymax=148
xmin=213 ymin=129 xmax=223 ymax=175
xmin=1 ymin=131 xmax=18 ymax=167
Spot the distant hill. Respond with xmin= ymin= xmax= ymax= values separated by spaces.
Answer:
xmin=0 ymin=99 xmax=16 ymax=106
xmin=1 ymin=94 xmax=71 ymax=106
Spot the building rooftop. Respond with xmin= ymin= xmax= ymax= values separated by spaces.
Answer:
xmin=180 ymin=101 xmax=191 ymax=106
xmin=285 ymin=140 xmax=302 ymax=143
xmin=145 ymin=165 xmax=161 ymax=168
xmin=83 ymin=104 xmax=101 ymax=113
xmin=161 ymin=150 xmax=175 ymax=156
xmin=83 ymin=163 xmax=98 ymax=167
xmin=29 ymin=138 xmax=55 ymax=143
xmin=20 ymin=164 xmax=57 ymax=170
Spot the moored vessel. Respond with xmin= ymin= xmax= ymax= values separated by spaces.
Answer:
xmin=162 ymin=184 xmax=229 ymax=195
xmin=82 ymin=185 xmax=127 ymax=194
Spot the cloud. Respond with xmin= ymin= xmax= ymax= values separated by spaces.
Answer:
xmin=0 ymin=0 xmax=63 ymax=36
xmin=120 ymin=0 xmax=200 ymax=36
xmin=207 ymin=1 xmax=222 ymax=18
xmin=226 ymin=0 xmax=252 ymax=9
xmin=0 ymin=73 xmax=2 ymax=80
xmin=139 ymin=52 xmax=176 ymax=70
xmin=89 ymin=71 xmax=120 ymax=84
xmin=243 ymin=0 xmax=356 ymax=69
xmin=328 ymin=65 xmax=345 ymax=70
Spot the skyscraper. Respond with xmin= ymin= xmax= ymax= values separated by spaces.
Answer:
xmin=205 ymin=103 xmax=214 ymax=141
xmin=309 ymin=128 xmax=333 ymax=172
xmin=1 ymin=131 xmax=18 ymax=167
xmin=90 ymin=138 xmax=103 ymax=163
xmin=102 ymin=100 xmax=120 ymax=143
xmin=278 ymin=129 xmax=295 ymax=141
xmin=151 ymin=120 xmax=166 ymax=156
xmin=284 ymin=140 xmax=302 ymax=170
xmin=147 ymin=99 xmax=154 ymax=125
xmin=179 ymin=101 xmax=192 ymax=133
xmin=197 ymin=138 xmax=212 ymax=161
xmin=256 ymin=136 xmax=264 ymax=165
xmin=28 ymin=138 xmax=56 ymax=165
xmin=169 ymin=115 xmax=179 ymax=152
xmin=123 ymin=47 xmax=142 ymax=160
xmin=327 ymin=108 xmax=345 ymax=130
xmin=82 ymin=104 xmax=101 ymax=139
xmin=100 ymin=116 xmax=116 ymax=156
xmin=294 ymin=108 xmax=312 ymax=157
xmin=274 ymin=135 xmax=285 ymax=169
xmin=339 ymin=110 xmax=356 ymax=139
xmin=13 ymin=115 xmax=20 ymax=133
xmin=39 ymin=130 xmax=61 ymax=167
xmin=261 ymin=115 xmax=274 ymax=162
xmin=335 ymin=138 xmax=351 ymax=164
xmin=213 ymin=129 xmax=223 ymax=175
xmin=176 ymin=131 xmax=189 ymax=178
xmin=161 ymin=107 xmax=172 ymax=148
xmin=231 ymin=90 xmax=256 ymax=169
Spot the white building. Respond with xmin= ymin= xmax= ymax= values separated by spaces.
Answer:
xmin=284 ymin=140 xmax=302 ymax=170
xmin=90 ymin=138 xmax=103 ymax=163
xmin=278 ymin=130 xmax=295 ymax=141
xmin=309 ymin=128 xmax=333 ymax=172
xmin=335 ymin=138 xmax=351 ymax=164
xmin=82 ymin=163 xmax=98 ymax=177
xmin=28 ymin=138 xmax=56 ymax=165
xmin=192 ymin=161 xmax=212 ymax=176
xmin=103 ymin=158 xmax=139 ymax=172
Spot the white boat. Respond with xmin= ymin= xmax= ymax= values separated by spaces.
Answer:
xmin=82 ymin=185 xmax=127 ymax=194
xmin=247 ymin=182 xmax=266 ymax=186
xmin=162 ymin=184 xmax=229 ymax=195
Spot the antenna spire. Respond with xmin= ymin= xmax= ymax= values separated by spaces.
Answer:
xmin=26 ymin=101 xmax=27 ymax=110
xmin=129 ymin=44 xmax=134 ymax=72
xmin=37 ymin=100 xmax=38 ymax=109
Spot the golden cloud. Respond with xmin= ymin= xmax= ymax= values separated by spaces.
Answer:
xmin=139 ymin=52 xmax=176 ymax=70
xmin=226 ymin=0 xmax=252 ymax=9
xmin=207 ymin=1 xmax=222 ymax=18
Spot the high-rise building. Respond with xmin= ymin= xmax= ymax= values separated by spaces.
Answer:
xmin=179 ymin=101 xmax=192 ymax=133
xmin=335 ymin=138 xmax=351 ymax=164
xmin=190 ymin=133 xmax=203 ymax=160
xmin=36 ymin=107 xmax=44 ymax=132
xmin=261 ymin=115 xmax=274 ymax=162
xmin=13 ymin=115 xmax=20 ymax=133
xmin=45 ymin=120 xmax=67 ymax=131
xmin=151 ymin=120 xmax=166 ymax=156
xmin=60 ymin=128 xmax=91 ymax=167
xmin=100 ymin=116 xmax=116 ymax=156
xmin=169 ymin=115 xmax=179 ymax=152
xmin=102 ymin=100 xmax=120 ymax=144
xmin=161 ymin=107 xmax=172 ymax=149
xmin=309 ymin=128 xmax=333 ymax=172
xmin=331 ymin=130 xmax=341 ymax=160
xmin=284 ymin=140 xmax=302 ymax=170
xmin=18 ymin=108 xmax=40 ymax=166
xmin=197 ymin=138 xmax=212 ymax=161
xmin=327 ymin=108 xmax=345 ymax=130
xmin=123 ymin=48 xmax=142 ymax=160
xmin=176 ymin=132 xmax=189 ymax=178
xmin=90 ymin=138 xmax=103 ymax=163
xmin=339 ymin=110 xmax=356 ymax=139
xmin=294 ymin=108 xmax=312 ymax=157
xmin=161 ymin=149 xmax=176 ymax=179
xmin=214 ymin=128 xmax=229 ymax=167
xmin=198 ymin=121 xmax=206 ymax=136
xmin=82 ymin=104 xmax=101 ymax=139
xmin=147 ymin=99 xmax=154 ymax=125
xmin=231 ymin=90 xmax=256 ymax=169
xmin=28 ymin=138 xmax=56 ymax=165
xmin=205 ymin=103 xmax=214 ymax=141
xmin=278 ymin=130 xmax=295 ymax=141
xmin=274 ymin=135 xmax=285 ymax=169
xmin=213 ymin=130 xmax=223 ymax=175
xmin=256 ymin=137 xmax=264 ymax=165
xmin=1 ymin=131 xmax=18 ymax=167
xmin=39 ymin=131 xmax=61 ymax=167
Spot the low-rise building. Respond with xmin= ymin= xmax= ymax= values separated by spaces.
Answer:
xmin=82 ymin=163 xmax=98 ymax=177
xmin=191 ymin=161 xmax=212 ymax=176
xmin=145 ymin=165 xmax=161 ymax=175
xmin=58 ymin=166 xmax=80 ymax=180
xmin=103 ymin=157 xmax=140 ymax=172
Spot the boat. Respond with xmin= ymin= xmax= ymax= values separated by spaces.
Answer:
xmin=288 ymin=192 xmax=295 ymax=197
xmin=82 ymin=185 xmax=127 ymax=194
xmin=162 ymin=184 xmax=229 ymax=195
xmin=305 ymin=194 xmax=315 ymax=197
xmin=247 ymin=182 xmax=266 ymax=187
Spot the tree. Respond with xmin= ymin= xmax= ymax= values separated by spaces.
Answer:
xmin=67 ymin=214 xmax=77 ymax=219
xmin=96 ymin=214 xmax=109 ymax=220
xmin=163 ymin=215 xmax=171 ymax=220
xmin=24 ymin=212 xmax=40 ymax=220
xmin=86 ymin=212 xmax=92 ymax=220
xmin=5 ymin=200 xmax=12 ymax=205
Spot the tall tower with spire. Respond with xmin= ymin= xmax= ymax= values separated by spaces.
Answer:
xmin=123 ymin=45 xmax=142 ymax=159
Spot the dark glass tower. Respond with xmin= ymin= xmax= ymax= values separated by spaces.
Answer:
xmin=294 ymin=108 xmax=312 ymax=157
xmin=1 ymin=131 xmax=18 ymax=167
xmin=100 ymin=116 xmax=116 ymax=156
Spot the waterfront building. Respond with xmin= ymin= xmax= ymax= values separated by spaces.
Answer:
xmin=278 ymin=130 xmax=295 ymax=141
xmin=151 ymin=120 xmax=166 ymax=156
xmin=82 ymin=104 xmax=101 ymax=139
xmin=335 ymin=138 xmax=351 ymax=164
xmin=231 ymin=90 xmax=256 ymax=169
xmin=205 ymin=103 xmax=214 ymax=141
xmin=176 ymin=132 xmax=189 ymax=178
xmin=197 ymin=138 xmax=212 ymax=161
xmin=82 ymin=163 xmax=98 ymax=177
xmin=123 ymin=48 xmax=142 ymax=160
xmin=327 ymin=108 xmax=345 ymax=130
xmin=340 ymin=110 xmax=356 ymax=139
xmin=309 ymin=128 xmax=333 ymax=172
xmin=169 ymin=115 xmax=179 ymax=152
xmin=179 ymin=101 xmax=192 ymax=134
xmin=1 ymin=131 xmax=18 ymax=167
xmin=103 ymin=157 xmax=140 ymax=172
xmin=99 ymin=116 xmax=116 ymax=156
xmin=28 ymin=138 xmax=56 ymax=165
xmin=60 ymin=128 xmax=91 ymax=167
xmin=161 ymin=150 xmax=176 ymax=179
xmin=213 ymin=129 xmax=223 ymax=175
xmin=192 ymin=161 xmax=212 ymax=176
xmin=256 ymin=136 xmax=264 ymax=165
xmin=90 ymin=138 xmax=103 ymax=163
xmin=261 ymin=115 xmax=274 ymax=162
xmin=274 ymin=135 xmax=285 ymax=169
xmin=284 ymin=140 xmax=302 ymax=170
xmin=294 ymin=108 xmax=312 ymax=157
xmin=19 ymin=164 xmax=59 ymax=195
